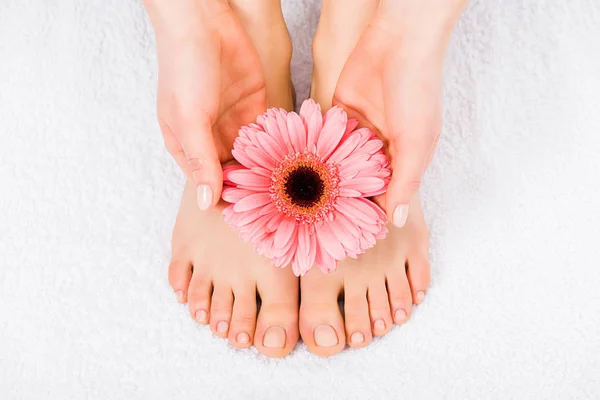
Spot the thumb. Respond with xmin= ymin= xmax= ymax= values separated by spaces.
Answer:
xmin=177 ymin=116 xmax=223 ymax=211
xmin=386 ymin=137 xmax=427 ymax=227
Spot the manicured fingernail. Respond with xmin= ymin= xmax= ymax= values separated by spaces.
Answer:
xmin=263 ymin=326 xmax=286 ymax=348
xmin=174 ymin=290 xmax=184 ymax=303
xmin=374 ymin=319 xmax=386 ymax=331
xmin=236 ymin=332 xmax=250 ymax=344
xmin=393 ymin=204 xmax=409 ymax=227
xmin=197 ymin=184 xmax=213 ymax=211
xmin=216 ymin=321 xmax=229 ymax=333
xmin=314 ymin=324 xmax=338 ymax=347
xmin=394 ymin=309 xmax=407 ymax=323
xmin=350 ymin=332 xmax=364 ymax=344
xmin=195 ymin=309 xmax=207 ymax=324
xmin=416 ymin=291 xmax=426 ymax=303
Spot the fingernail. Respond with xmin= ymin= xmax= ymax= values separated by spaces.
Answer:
xmin=374 ymin=319 xmax=386 ymax=331
xmin=216 ymin=321 xmax=229 ymax=333
xmin=416 ymin=291 xmax=426 ymax=303
xmin=174 ymin=290 xmax=184 ymax=303
xmin=393 ymin=204 xmax=409 ymax=227
xmin=263 ymin=326 xmax=286 ymax=348
xmin=195 ymin=309 xmax=207 ymax=324
xmin=350 ymin=332 xmax=364 ymax=344
xmin=394 ymin=309 xmax=407 ymax=323
xmin=197 ymin=184 xmax=213 ymax=211
xmin=236 ymin=332 xmax=250 ymax=344
xmin=314 ymin=324 xmax=338 ymax=347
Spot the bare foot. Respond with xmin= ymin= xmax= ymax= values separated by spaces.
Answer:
xmin=300 ymin=0 xmax=431 ymax=357
xmin=169 ymin=1 xmax=298 ymax=358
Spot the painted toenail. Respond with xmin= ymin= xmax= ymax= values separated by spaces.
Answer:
xmin=394 ymin=309 xmax=407 ymax=323
xmin=175 ymin=290 xmax=184 ymax=303
xmin=314 ymin=324 xmax=338 ymax=347
xmin=236 ymin=332 xmax=250 ymax=344
xmin=216 ymin=321 xmax=229 ymax=333
xmin=263 ymin=326 xmax=286 ymax=348
xmin=350 ymin=332 xmax=364 ymax=344
xmin=374 ymin=319 xmax=386 ymax=331
xmin=416 ymin=291 xmax=426 ymax=303
xmin=195 ymin=309 xmax=207 ymax=324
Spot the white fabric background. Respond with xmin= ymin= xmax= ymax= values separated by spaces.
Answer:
xmin=1 ymin=0 xmax=599 ymax=399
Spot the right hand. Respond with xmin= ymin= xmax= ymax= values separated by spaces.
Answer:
xmin=145 ymin=0 xmax=267 ymax=210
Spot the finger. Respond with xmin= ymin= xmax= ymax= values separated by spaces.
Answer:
xmin=176 ymin=114 xmax=223 ymax=211
xmin=383 ymin=57 xmax=442 ymax=227
xmin=160 ymin=120 xmax=194 ymax=181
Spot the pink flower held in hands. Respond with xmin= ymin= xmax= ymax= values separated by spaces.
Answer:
xmin=222 ymin=99 xmax=391 ymax=276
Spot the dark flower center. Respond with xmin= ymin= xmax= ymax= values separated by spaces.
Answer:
xmin=285 ymin=166 xmax=324 ymax=208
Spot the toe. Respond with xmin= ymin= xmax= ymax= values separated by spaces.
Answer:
xmin=228 ymin=285 xmax=258 ymax=349
xmin=407 ymin=256 xmax=431 ymax=305
xmin=343 ymin=285 xmax=373 ymax=348
xmin=254 ymin=269 xmax=299 ymax=358
xmin=386 ymin=264 xmax=413 ymax=325
xmin=187 ymin=268 xmax=213 ymax=325
xmin=367 ymin=280 xmax=393 ymax=336
xmin=299 ymin=270 xmax=345 ymax=357
xmin=168 ymin=259 xmax=192 ymax=303
xmin=210 ymin=285 xmax=234 ymax=338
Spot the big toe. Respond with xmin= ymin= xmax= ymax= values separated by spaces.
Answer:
xmin=254 ymin=269 xmax=299 ymax=358
xmin=299 ymin=270 xmax=345 ymax=357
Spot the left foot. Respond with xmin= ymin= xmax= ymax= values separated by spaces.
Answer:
xmin=300 ymin=0 xmax=432 ymax=357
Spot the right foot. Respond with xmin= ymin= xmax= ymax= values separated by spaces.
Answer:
xmin=170 ymin=184 xmax=299 ymax=358
xmin=169 ymin=0 xmax=298 ymax=358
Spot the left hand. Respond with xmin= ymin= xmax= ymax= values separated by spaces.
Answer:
xmin=333 ymin=0 xmax=467 ymax=227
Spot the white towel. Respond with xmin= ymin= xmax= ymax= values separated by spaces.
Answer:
xmin=1 ymin=0 xmax=599 ymax=399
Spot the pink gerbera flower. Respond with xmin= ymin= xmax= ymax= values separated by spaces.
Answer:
xmin=221 ymin=99 xmax=391 ymax=276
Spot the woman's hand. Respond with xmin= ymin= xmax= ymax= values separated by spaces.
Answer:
xmin=333 ymin=0 xmax=467 ymax=226
xmin=144 ymin=0 xmax=266 ymax=209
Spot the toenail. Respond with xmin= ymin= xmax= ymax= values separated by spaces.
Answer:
xmin=416 ymin=291 xmax=426 ymax=303
xmin=263 ymin=326 xmax=286 ymax=348
xmin=236 ymin=332 xmax=250 ymax=344
xmin=216 ymin=321 xmax=229 ymax=333
xmin=174 ymin=290 xmax=184 ymax=303
xmin=394 ymin=309 xmax=407 ymax=323
xmin=374 ymin=319 xmax=386 ymax=331
xmin=314 ymin=324 xmax=338 ymax=347
xmin=350 ymin=332 xmax=364 ymax=344
xmin=195 ymin=309 xmax=207 ymax=324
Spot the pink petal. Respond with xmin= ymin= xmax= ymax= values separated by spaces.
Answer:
xmin=274 ymin=217 xmax=297 ymax=249
xmin=266 ymin=212 xmax=285 ymax=232
xmin=327 ymin=133 xmax=361 ymax=165
xmin=256 ymin=132 xmax=285 ymax=160
xmin=344 ymin=118 xmax=359 ymax=136
xmin=329 ymin=216 xmax=359 ymax=252
xmin=339 ymin=188 xmax=362 ymax=197
xmin=339 ymin=177 xmax=385 ymax=194
xmin=227 ymin=169 xmax=272 ymax=188
xmin=235 ymin=209 xmax=264 ymax=227
xmin=335 ymin=197 xmax=379 ymax=224
xmin=286 ymin=112 xmax=306 ymax=152
xmin=233 ymin=192 xmax=272 ymax=213
xmin=246 ymin=147 xmax=276 ymax=169
xmin=231 ymin=149 xmax=259 ymax=169
xmin=340 ymin=162 xmax=379 ymax=180
xmin=315 ymin=223 xmax=346 ymax=260
xmin=251 ymin=167 xmax=273 ymax=178
xmin=300 ymin=99 xmax=323 ymax=146
xmin=275 ymin=109 xmax=294 ymax=152
xmin=222 ymin=187 xmax=255 ymax=203
xmin=259 ymin=202 xmax=276 ymax=216
xmin=315 ymin=243 xmax=337 ymax=274
xmin=316 ymin=106 xmax=347 ymax=159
